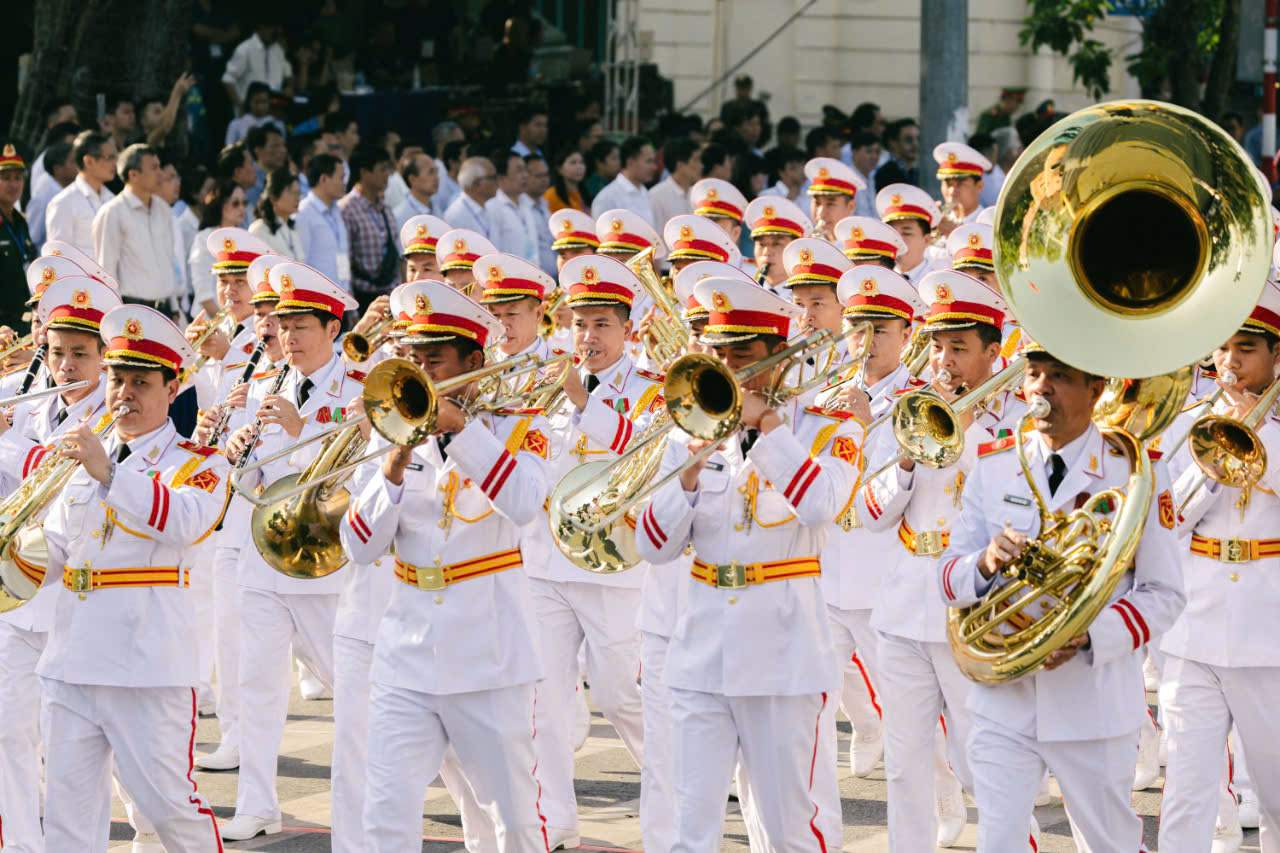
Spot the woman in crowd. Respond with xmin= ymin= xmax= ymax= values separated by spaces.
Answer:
xmin=583 ymin=138 xmax=620 ymax=202
xmin=545 ymin=146 xmax=588 ymax=213
xmin=249 ymin=167 xmax=307 ymax=258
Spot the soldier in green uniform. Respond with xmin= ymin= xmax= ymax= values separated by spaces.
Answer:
xmin=975 ymin=87 xmax=1027 ymax=136
xmin=0 ymin=144 xmax=36 ymax=331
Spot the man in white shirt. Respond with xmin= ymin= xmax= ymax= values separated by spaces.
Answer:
xmin=222 ymin=20 xmax=293 ymax=109
xmin=647 ymin=137 xmax=701 ymax=231
xmin=443 ymin=157 xmax=497 ymax=239
xmin=590 ymin=135 xmax=657 ymax=228
xmin=485 ymin=151 xmax=534 ymax=261
xmin=392 ymin=150 xmax=440 ymax=238
xmin=847 ymin=132 xmax=882 ymax=219
xmin=520 ymin=153 xmax=556 ymax=274
xmin=91 ymin=143 xmax=178 ymax=309
xmin=45 ymin=130 xmax=116 ymax=257
xmin=431 ymin=122 xmax=465 ymax=212
xmin=758 ymin=145 xmax=806 ymax=201
xmin=509 ymin=106 xmax=548 ymax=159
xmin=28 ymin=142 xmax=75 ymax=246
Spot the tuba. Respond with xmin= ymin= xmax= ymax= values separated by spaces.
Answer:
xmin=946 ymin=99 xmax=1272 ymax=683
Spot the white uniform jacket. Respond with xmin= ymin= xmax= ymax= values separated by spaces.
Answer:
xmin=635 ymin=407 xmax=860 ymax=696
xmin=0 ymin=380 xmax=108 ymax=631
xmin=858 ymin=387 xmax=1026 ymax=642
xmin=332 ymin=433 xmax=397 ymax=644
xmin=37 ymin=420 xmax=230 ymax=687
xmin=340 ymin=410 xmax=551 ymax=694
xmin=235 ymin=353 xmax=361 ymax=594
xmin=527 ymin=353 xmax=662 ymax=589
xmin=940 ymin=425 xmax=1185 ymax=741
xmin=192 ymin=324 xmax=259 ymax=411
xmin=1163 ymin=400 xmax=1280 ymax=668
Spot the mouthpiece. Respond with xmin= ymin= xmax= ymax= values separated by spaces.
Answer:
xmin=1220 ymin=369 xmax=1238 ymax=386
xmin=1028 ymin=395 xmax=1051 ymax=418
xmin=937 ymin=369 xmax=953 ymax=385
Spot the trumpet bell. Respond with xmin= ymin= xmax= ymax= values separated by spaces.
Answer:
xmin=892 ymin=391 xmax=963 ymax=469
xmin=250 ymin=473 xmax=351 ymax=579
xmin=995 ymin=100 xmax=1272 ymax=379
xmin=547 ymin=459 xmax=642 ymax=574
xmin=1188 ymin=416 xmax=1268 ymax=488
xmin=664 ymin=353 xmax=742 ymax=441
xmin=365 ymin=357 xmax=437 ymax=447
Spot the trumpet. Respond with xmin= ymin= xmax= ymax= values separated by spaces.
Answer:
xmin=343 ymin=316 xmax=393 ymax=363
xmin=1178 ymin=375 xmax=1280 ymax=512
xmin=627 ymin=247 xmax=689 ymax=368
xmin=0 ymin=402 xmax=128 ymax=612
xmin=180 ymin=308 xmax=237 ymax=383
xmin=549 ymin=326 xmax=853 ymax=573
xmin=539 ymin=288 xmax=567 ymax=339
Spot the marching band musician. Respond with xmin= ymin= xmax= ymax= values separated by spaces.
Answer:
xmin=933 ymin=142 xmax=992 ymax=233
xmin=1159 ymin=282 xmax=1280 ymax=850
xmin=876 ymin=183 xmax=943 ymax=286
xmin=594 ymin=208 xmax=662 ymax=263
xmin=857 ymin=270 xmax=1027 ymax=849
xmin=941 ymin=340 xmax=1185 ymax=852
xmin=340 ymin=278 xmax=553 ymax=852
xmin=814 ymin=266 xmax=924 ymax=794
xmin=834 ymin=215 xmax=909 ymax=270
xmin=530 ymin=253 xmax=657 ymax=848
xmin=39 ymin=304 xmax=228 ymax=851
xmin=634 ymin=275 xmax=859 ymax=852
xmin=744 ymin=196 xmax=811 ymax=295
xmin=219 ymin=263 xmax=360 ymax=842
xmin=0 ymin=275 xmax=119 ymax=852
xmin=689 ymin=177 xmax=750 ymax=275
xmin=476 ymin=251 xmax=560 ymax=366
xmin=780 ymin=237 xmax=852 ymax=398
xmin=400 ymin=212 xmax=450 ymax=282
xmin=438 ymin=228 xmax=499 ymax=297
xmin=804 ymin=156 xmax=864 ymax=243
xmin=192 ymin=253 xmax=286 ymax=773
xmin=547 ymin=209 xmax=601 ymax=352
xmin=663 ymin=214 xmax=739 ymax=275
xmin=0 ymin=254 xmax=93 ymax=396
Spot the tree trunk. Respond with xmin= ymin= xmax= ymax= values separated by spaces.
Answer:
xmin=1202 ymin=0 xmax=1242 ymax=119
xmin=11 ymin=0 xmax=192 ymax=148
xmin=1164 ymin=0 xmax=1204 ymax=109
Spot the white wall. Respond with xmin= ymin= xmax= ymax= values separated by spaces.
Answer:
xmin=638 ymin=0 xmax=1143 ymax=128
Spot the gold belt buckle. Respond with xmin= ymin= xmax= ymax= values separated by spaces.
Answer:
xmin=1221 ymin=538 xmax=1249 ymax=563
xmin=715 ymin=562 xmax=748 ymax=590
xmin=415 ymin=561 xmax=447 ymax=591
xmin=916 ymin=530 xmax=945 ymax=557
xmin=67 ymin=564 xmax=92 ymax=599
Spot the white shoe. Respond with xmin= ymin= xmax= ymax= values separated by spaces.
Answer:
xmin=850 ymin=726 xmax=883 ymax=777
xmin=1142 ymin=654 xmax=1160 ymax=692
xmin=130 ymin=830 xmax=164 ymax=853
xmin=1133 ymin=720 xmax=1161 ymax=790
xmin=299 ymin=680 xmax=331 ymax=700
xmin=935 ymin=776 xmax=966 ymax=847
xmin=546 ymin=826 xmax=581 ymax=850
xmin=219 ymin=814 xmax=282 ymax=841
xmin=573 ymin=681 xmax=590 ymax=751
xmin=1212 ymin=819 xmax=1244 ymax=853
xmin=1034 ymin=771 xmax=1053 ymax=807
xmin=1238 ymin=788 xmax=1260 ymax=829
xmin=194 ymin=744 xmax=239 ymax=771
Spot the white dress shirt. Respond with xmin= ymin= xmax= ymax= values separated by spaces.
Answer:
xmin=392 ymin=194 xmax=434 ymax=242
xmin=383 ymin=171 xmax=409 ymax=213
xmin=92 ymin=187 xmax=178 ymax=302
xmin=486 ymin=189 xmax=533 ymax=260
xmin=521 ymin=193 xmax=556 ymax=274
xmin=248 ymin=217 xmax=307 ymax=259
xmin=26 ymin=177 xmax=62 ymax=247
xmin=221 ymin=34 xmax=293 ymax=104
xmin=590 ymin=173 xmax=655 ymax=229
xmin=45 ymin=174 xmax=114 ymax=258
xmin=443 ymin=193 xmax=491 ymax=238
xmin=434 ymin=160 xmax=460 ymax=214
xmin=647 ymin=175 xmax=692 ymax=232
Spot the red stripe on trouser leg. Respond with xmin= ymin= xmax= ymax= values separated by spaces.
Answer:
xmin=185 ymin=689 xmax=224 ymax=851
xmin=531 ymin=684 xmax=550 ymax=852
xmin=850 ymin=653 xmax=881 ymax=717
xmin=808 ymin=692 xmax=829 ymax=853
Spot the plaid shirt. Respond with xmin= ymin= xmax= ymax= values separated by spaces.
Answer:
xmin=338 ymin=187 xmax=399 ymax=296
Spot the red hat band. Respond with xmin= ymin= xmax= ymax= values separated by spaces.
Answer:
xmin=47 ymin=304 xmax=106 ymax=331
xmin=552 ymin=230 xmax=600 ymax=251
xmin=277 ymin=287 xmax=346 ymax=318
xmin=683 ymin=297 xmax=709 ymax=319
xmin=482 ymin=276 xmax=546 ymax=301
xmin=406 ymin=312 xmax=492 ymax=346
xmin=1245 ymin=304 xmax=1280 ymax=337
xmin=105 ymin=337 xmax=183 ymax=371
xmin=405 ymin=236 xmax=439 ymax=254
xmin=695 ymin=198 xmax=744 ymax=221
xmin=213 ymin=250 xmax=260 ymax=271
xmin=440 ymin=251 xmax=480 ymax=270
xmin=808 ymin=177 xmax=858 ymax=196
xmin=567 ymin=281 xmax=634 ymax=306
xmin=926 ymin=299 xmax=1004 ymax=328
xmin=787 ymin=262 xmax=843 ymax=285
xmin=599 ymin=232 xmax=652 ymax=253
xmin=937 ymin=161 xmax=985 ymax=178
xmin=883 ymin=204 xmax=933 ymax=224
xmin=952 ymin=246 xmax=994 ymax=269
xmin=844 ymin=294 xmax=914 ymax=321
xmin=705 ymin=308 xmax=789 ymax=338
xmin=751 ymin=217 xmax=804 ymax=239
xmin=844 ymin=238 xmax=900 ymax=259
xmin=670 ymin=238 xmax=730 ymax=263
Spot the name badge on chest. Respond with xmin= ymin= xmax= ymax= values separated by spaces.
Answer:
xmin=1002 ymin=494 xmax=1033 ymax=507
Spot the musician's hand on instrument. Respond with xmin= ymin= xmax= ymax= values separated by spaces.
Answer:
xmin=198 ymin=329 xmax=231 ymax=361
xmin=226 ymin=425 xmax=257 ymax=464
xmin=353 ymin=295 xmax=391 ymax=336
xmin=562 ymin=363 xmax=588 ymax=410
xmin=2 ymin=346 xmax=33 ymax=373
xmin=194 ymin=406 xmax=223 ymax=444
xmin=1043 ymin=633 xmax=1089 ymax=670
xmin=382 ymin=444 xmax=415 ymax=486
xmin=636 ymin=306 xmax=656 ymax=343
xmin=840 ymin=385 xmax=873 ymax=425
xmin=434 ymin=397 xmax=467 ymax=434
xmin=739 ymin=392 xmax=774 ymax=429
xmin=1220 ymin=382 xmax=1256 ymax=420
xmin=258 ymin=394 xmax=304 ymax=437
xmin=0 ymin=407 xmax=13 ymax=435
xmin=225 ymin=383 xmax=251 ymax=411
xmin=0 ymin=325 xmax=16 ymax=347
xmin=59 ymin=423 xmax=111 ymax=485
xmin=980 ymin=526 xmax=1027 ymax=579
xmin=346 ymin=396 xmax=371 ymax=439
xmin=680 ymin=438 xmax=716 ymax=491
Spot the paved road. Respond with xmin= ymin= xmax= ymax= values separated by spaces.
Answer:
xmin=107 ymin=690 xmax=1259 ymax=851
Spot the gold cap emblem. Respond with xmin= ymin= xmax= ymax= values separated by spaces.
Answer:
xmin=610 ymin=219 xmax=623 ymax=233
xmin=711 ymin=291 xmax=731 ymax=311
xmin=561 ymin=218 xmax=573 ymax=232
xmin=890 ymin=194 xmax=903 ymax=206
xmin=850 ymin=226 xmax=864 ymax=241
xmin=223 ymin=238 xmax=235 ymax=252
xmin=679 ymin=224 xmax=693 ymax=240
xmin=582 ymin=266 xmax=598 ymax=283
xmin=41 ymin=265 xmax=55 ymax=283
xmin=817 ymin=167 xmax=830 ymax=179
xmin=967 ymin=232 xmax=982 ymax=247
xmin=861 ymin=278 xmax=877 ymax=295
xmin=799 ymin=248 xmax=813 ymax=263
xmin=705 ymin=188 xmax=718 ymax=200
xmin=946 ymin=151 xmax=958 ymax=163
xmin=123 ymin=317 xmax=143 ymax=339
xmin=2 ymin=145 xmax=15 ymax=158
xmin=71 ymin=289 xmax=90 ymax=307
xmin=763 ymin=205 xmax=775 ymax=218
xmin=454 ymin=238 xmax=466 ymax=251
xmin=934 ymin=283 xmax=953 ymax=303
xmin=415 ymin=224 xmax=428 ymax=238
xmin=487 ymin=265 xmax=502 ymax=281
xmin=414 ymin=293 xmax=431 ymax=314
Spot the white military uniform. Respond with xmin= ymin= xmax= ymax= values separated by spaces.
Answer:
xmin=38 ymin=399 xmax=229 ymax=852
xmin=342 ymin=408 xmax=552 ymax=852
xmin=943 ymin=423 xmax=1185 ymax=851
xmin=0 ymin=380 xmax=108 ymax=851
xmin=1159 ymin=394 xmax=1280 ymax=850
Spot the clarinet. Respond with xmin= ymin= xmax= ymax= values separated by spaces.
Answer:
xmin=17 ymin=343 xmax=47 ymax=395
xmin=232 ymin=362 xmax=292 ymax=471
xmin=208 ymin=340 xmax=267 ymax=448
xmin=755 ymin=262 xmax=770 ymax=286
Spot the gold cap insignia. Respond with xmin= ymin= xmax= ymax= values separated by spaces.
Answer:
xmin=561 ymin=218 xmax=573 ymax=232
xmin=582 ymin=266 xmax=598 ymax=283
xmin=817 ymin=167 xmax=830 ymax=179
xmin=967 ymin=232 xmax=982 ymax=247
xmin=414 ymin=293 xmax=431 ymax=314
xmin=610 ymin=218 xmax=623 ymax=233
xmin=763 ymin=205 xmax=775 ymax=218
xmin=2 ymin=145 xmax=15 ymax=158
xmin=799 ymin=248 xmax=813 ymax=263
xmin=487 ymin=265 xmax=502 ymax=281
xmin=41 ymin=265 xmax=55 ymax=283
xmin=223 ymin=238 xmax=235 ymax=252
xmin=454 ymin=238 xmax=467 ymax=251
xmin=679 ymin=224 xmax=693 ymax=240
xmin=711 ymin=290 xmax=731 ymax=311
xmin=123 ymin=317 xmax=143 ymax=340
xmin=850 ymin=226 xmax=864 ymax=241
xmin=946 ymin=152 xmax=958 ymax=163
xmin=415 ymin=224 xmax=428 ymax=238
xmin=71 ymin=289 xmax=90 ymax=307
xmin=890 ymin=194 xmax=903 ymax=205
xmin=861 ymin=278 xmax=878 ymax=295
xmin=934 ymin=283 xmax=953 ymax=303
xmin=705 ymin=188 xmax=718 ymax=200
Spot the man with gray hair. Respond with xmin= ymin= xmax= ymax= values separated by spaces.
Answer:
xmin=91 ymin=143 xmax=178 ymax=311
xmin=442 ymin=156 xmax=496 ymax=237
xmin=432 ymin=120 xmax=465 ymax=211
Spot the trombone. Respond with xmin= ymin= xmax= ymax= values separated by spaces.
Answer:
xmin=549 ymin=326 xmax=857 ymax=573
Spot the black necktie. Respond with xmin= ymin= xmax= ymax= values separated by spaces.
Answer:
xmin=53 ymin=407 xmax=67 ymax=427
xmin=117 ymin=444 xmax=132 ymax=463
xmin=297 ymin=377 xmax=314 ymax=408
xmin=585 ymin=374 xmax=600 ymax=394
xmin=438 ymin=432 xmax=453 ymax=460
xmin=740 ymin=428 xmax=759 ymax=456
xmin=1048 ymin=452 xmax=1067 ymax=496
